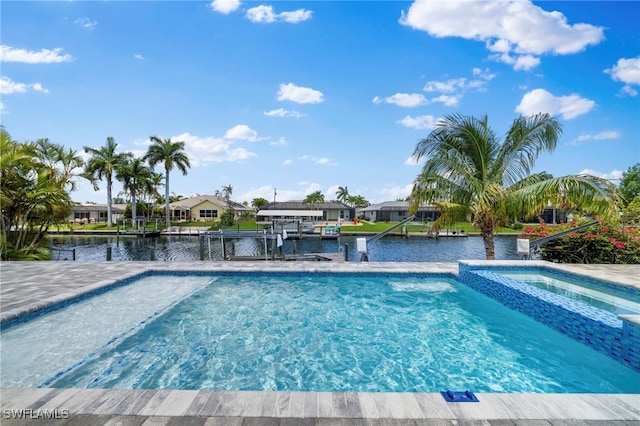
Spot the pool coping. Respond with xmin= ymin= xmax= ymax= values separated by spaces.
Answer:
xmin=1 ymin=260 xmax=639 ymax=422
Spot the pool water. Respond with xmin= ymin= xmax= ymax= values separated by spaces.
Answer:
xmin=498 ymin=270 xmax=640 ymax=315
xmin=3 ymin=272 xmax=638 ymax=393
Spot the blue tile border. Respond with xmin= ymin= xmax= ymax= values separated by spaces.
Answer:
xmin=458 ymin=264 xmax=640 ymax=372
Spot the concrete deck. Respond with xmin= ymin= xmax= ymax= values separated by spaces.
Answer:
xmin=1 ymin=261 xmax=639 ymax=425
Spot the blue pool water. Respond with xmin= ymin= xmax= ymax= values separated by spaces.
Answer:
xmin=497 ymin=269 xmax=640 ymax=315
xmin=3 ymin=272 xmax=638 ymax=393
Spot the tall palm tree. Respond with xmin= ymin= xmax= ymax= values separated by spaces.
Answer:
xmin=145 ymin=136 xmax=191 ymax=229
xmin=409 ymin=113 xmax=616 ymax=260
xmin=116 ymin=158 xmax=154 ymax=222
xmin=304 ymin=190 xmax=325 ymax=210
xmin=336 ymin=186 xmax=349 ymax=205
xmin=83 ymin=137 xmax=132 ymax=226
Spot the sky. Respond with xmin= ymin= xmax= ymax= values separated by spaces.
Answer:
xmin=1 ymin=0 xmax=639 ymax=206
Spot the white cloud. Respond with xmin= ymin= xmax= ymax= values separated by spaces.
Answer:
xmin=277 ymin=83 xmax=324 ymax=104
xmin=299 ymin=155 xmax=337 ymax=166
xmin=397 ymin=114 xmax=437 ymax=130
xmin=282 ymin=159 xmax=293 ymax=165
xmin=210 ymin=0 xmax=241 ymax=14
xmin=174 ymin=132 xmax=257 ymax=167
xmin=244 ymin=182 xmax=324 ymax=203
xmin=224 ymin=124 xmax=261 ymax=141
xmin=578 ymin=169 xmax=624 ymax=181
xmin=134 ymin=54 xmax=144 ymax=61
xmin=431 ymin=94 xmax=459 ymax=107
xmin=422 ymin=69 xmax=495 ymax=105
xmin=0 ymin=101 xmax=6 ymax=114
xmin=373 ymin=93 xmax=427 ymax=108
xmin=617 ymin=85 xmax=638 ymax=97
xmin=570 ymin=130 xmax=621 ymax=145
xmin=246 ymin=5 xmax=312 ymax=23
xmin=270 ymin=137 xmax=287 ymax=146
xmin=0 ymin=76 xmax=49 ymax=94
xmin=280 ymin=9 xmax=313 ymax=23
xmin=605 ymin=57 xmax=640 ymax=85
xmin=605 ymin=57 xmax=640 ymax=97
xmin=378 ymin=184 xmax=413 ymax=201
xmin=0 ymin=45 xmax=73 ymax=63
xmin=74 ymin=17 xmax=97 ymax=29
xmin=423 ymin=78 xmax=466 ymax=93
xmin=399 ymin=0 xmax=604 ymax=70
xmin=405 ymin=155 xmax=421 ymax=165
xmin=515 ymin=88 xmax=595 ymax=120
xmin=264 ymin=108 xmax=304 ymax=118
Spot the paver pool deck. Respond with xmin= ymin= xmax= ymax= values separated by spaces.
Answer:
xmin=0 ymin=260 xmax=639 ymax=426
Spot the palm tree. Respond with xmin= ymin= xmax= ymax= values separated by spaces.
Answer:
xmin=116 ymin=158 xmax=155 ymax=222
xmin=1 ymin=129 xmax=74 ymax=260
xmin=252 ymin=197 xmax=269 ymax=211
xmin=304 ymin=190 xmax=325 ymax=210
xmin=336 ymin=186 xmax=349 ymax=204
xmin=145 ymin=136 xmax=191 ymax=229
xmin=83 ymin=137 xmax=132 ymax=226
xmin=409 ymin=113 xmax=616 ymax=260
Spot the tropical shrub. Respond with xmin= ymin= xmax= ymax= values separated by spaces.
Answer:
xmin=521 ymin=219 xmax=640 ymax=264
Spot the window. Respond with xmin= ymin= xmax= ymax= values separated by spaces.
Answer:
xmin=200 ymin=209 xmax=218 ymax=218
xmin=99 ymin=211 xmax=107 ymax=219
xmin=74 ymin=212 xmax=90 ymax=219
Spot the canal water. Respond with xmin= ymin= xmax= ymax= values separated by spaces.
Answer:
xmin=48 ymin=234 xmax=520 ymax=262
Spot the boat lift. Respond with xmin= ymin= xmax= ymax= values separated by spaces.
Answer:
xmin=516 ymin=220 xmax=599 ymax=259
xmin=358 ymin=215 xmax=415 ymax=261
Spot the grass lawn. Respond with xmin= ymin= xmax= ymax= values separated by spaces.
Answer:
xmin=52 ymin=219 xmax=523 ymax=234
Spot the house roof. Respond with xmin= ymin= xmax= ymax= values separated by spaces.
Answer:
xmin=257 ymin=210 xmax=324 ymax=217
xmin=169 ymin=195 xmax=252 ymax=211
xmin=72 ymin=204 xmax=125 ymax=213
xmin=358 ymin=201 xmax=437 ymax=212
xmin=264 ymin=201 xmax=351 ymax=210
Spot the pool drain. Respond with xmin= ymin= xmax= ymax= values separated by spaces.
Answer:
xmin=440 ymin=390 xmax=479 ymax=402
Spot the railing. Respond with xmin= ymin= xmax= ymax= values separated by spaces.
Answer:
xmin=51 ymin=247 xmax=76 ymax=261
xmin=367 ymin=215 xmax=416 ymax=244
xmin=528 ymin=221 xmax=599 ymax=247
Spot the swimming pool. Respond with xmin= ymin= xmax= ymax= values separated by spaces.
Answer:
xmin=2 ymin=271 xmax=639 ymax=394
xmin=497 ymin=269 xmax=640 ymax=315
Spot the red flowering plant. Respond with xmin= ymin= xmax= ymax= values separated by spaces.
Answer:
xmin=520 ymin=216 xmax=640 ymax=264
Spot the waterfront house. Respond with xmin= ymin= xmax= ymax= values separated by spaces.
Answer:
xmin=357 ymin=201 xmax=440 ymax=222
xmin=67 ymin=203 xmax=125 ymax=224
xmin=262 ymin=201 xmax=354 ymax=222
xmin=168 ymin=195 xmax=253 ymax=222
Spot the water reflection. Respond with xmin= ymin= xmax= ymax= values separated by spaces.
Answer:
xmin=49 ymin=234 xmax=520 ymax=262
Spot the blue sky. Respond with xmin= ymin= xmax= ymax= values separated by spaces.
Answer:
xmin=2 ymin=0 xmax=639 ymax=205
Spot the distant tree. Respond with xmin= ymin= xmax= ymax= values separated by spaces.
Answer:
xmin=219 ymin=184 xmax=235 ymax=226
xmin=83 ymin=137 xmax=132 ymax=226
xmin=116 ymin=158 xmax=154 ymax=221
xmin=252 ymin=197 xmax=269 ymax=211
xmin=33 ymin=138 xmax=84 ymax=192
xmin=409 ymin=113 xmax=617 ymax=260
xmin=619 ymin=163 xmax=640 ymax=206
xmin=347 ymin=195 xmax=369 ymax=208
xmin=304 ymin=191 xmax=325 ymax=209
xmin=145 ymin=136 xmax=191 ymax=227
xmin=336 ymin=186 xmax=349 ymax=204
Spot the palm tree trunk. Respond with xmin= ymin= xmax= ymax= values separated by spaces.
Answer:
xmin=478 ymin=214 xmax=496 ymax=260
xmin=165 ymin=169 xmax=170 ymax=230
xmin=131 ymin=192 xmax=137 ymax=225
xmin=106 ymin=177 xmax=113 ymax=227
